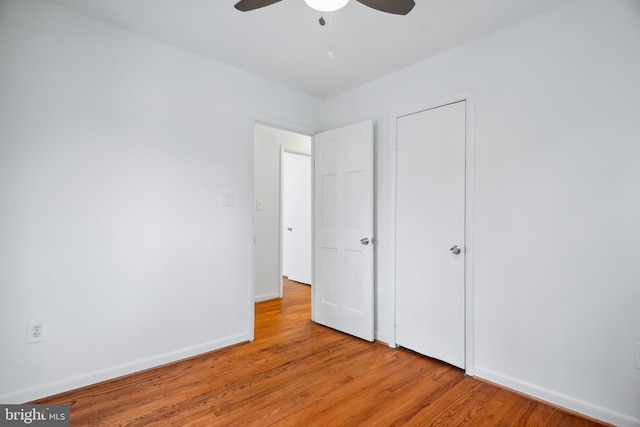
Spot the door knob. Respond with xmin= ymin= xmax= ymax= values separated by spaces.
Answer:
xmin=450 ymin=245 xmax=461 ymax=255
xmin=360 ymin=237 xmax=370 ymax=245
xmin=287 ymin=227 xmax=292 ymax=231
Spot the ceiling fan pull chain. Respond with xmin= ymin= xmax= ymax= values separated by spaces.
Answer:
xmin=327 ymin=12 xmax=335 ymax=59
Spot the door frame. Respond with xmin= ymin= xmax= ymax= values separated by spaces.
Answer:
xmin=390 ymin=91 xmax=476 ymax=375
xmin=249 ymin=114 xmax=316 ymax=340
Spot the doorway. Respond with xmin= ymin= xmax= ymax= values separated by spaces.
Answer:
xmin=253 ymin=123 xmax=312 ymax=302
xmin=253 ymin=120 xmax=375 ymax=343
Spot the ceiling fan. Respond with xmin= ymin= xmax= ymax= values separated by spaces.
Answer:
xmin=234 ymin=0 xmax=415 ymax=15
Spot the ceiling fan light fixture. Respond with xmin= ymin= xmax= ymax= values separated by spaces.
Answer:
xmin=304 ymin=0 xmax=349 ymax=12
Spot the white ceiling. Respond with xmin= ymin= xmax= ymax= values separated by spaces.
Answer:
xmin=45 ymin=0 xmax=574 ymax=99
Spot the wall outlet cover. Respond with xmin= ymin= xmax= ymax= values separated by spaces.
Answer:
xmin=27 ymin=319 xmax=47 ymax=344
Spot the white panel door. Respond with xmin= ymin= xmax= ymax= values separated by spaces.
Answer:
xmin=282 ymin=152 xmax=312 ymax=284
xmin=314 ymin=120 xmax=374 ymax=341
xmin=396 ymin=101 xmax=466 ymax=368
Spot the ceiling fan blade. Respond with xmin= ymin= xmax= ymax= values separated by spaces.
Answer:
xmin=356 ymin=0 xmax=415 ymax=15
xmin=234 ymin=0 xmax=282 ymax=12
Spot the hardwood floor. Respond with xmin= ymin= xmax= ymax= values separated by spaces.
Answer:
xmin=35 ymin=278 xmax=608 ymax=426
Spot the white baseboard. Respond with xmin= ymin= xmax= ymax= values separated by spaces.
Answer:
xmin=474 ymin=366 xmax=640 ymax=427
xmin=255 ymin=292 xmax=280 ymax=302
xmin=0 ymin=332 xmax=251 ymax=404
xmin=374 ymin=331 xmax=395 ymax=347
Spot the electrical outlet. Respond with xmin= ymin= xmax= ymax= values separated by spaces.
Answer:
xmin=27 ymin=319 xmax=47 ymax=344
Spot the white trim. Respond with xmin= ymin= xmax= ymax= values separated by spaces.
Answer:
xmin=0 ymin=333 xmax=250 ymax=404
xmin=374 ymin=333 xmax=395 ymax=348
xmin=388 ymin=118 xmax=398 ymax=349
xmin=283 ymin=147 xmax=312 ymax=156
xmin=475 ymin=367 xmax=640 ymax=427
xmin=463 ymin=94 xmax=476 ymax=376
xmin=255 ymin=292 xmax=281 ymax=302
xmin=250 ymin=113 xmax=315 ymax=138
xmin=391 ymin=90 xmax=476 ymax=375
xmin=310 ymin=134 xmax=316 ymax=322
xmin=279 ymin=146 xmax=285 ymax=297
xmin=247 ymin=116 xmax=256 ymax=340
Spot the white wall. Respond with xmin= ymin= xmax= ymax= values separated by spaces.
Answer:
xmin=254 ymin=125 xmax=311 ymax=301
xmin=319 ymin=0 xmax=640 ymax=425
xmin=2 ymin=0 xmax=639 ymax=424
xmin=0 ymin=0 xmax=320 ymax=403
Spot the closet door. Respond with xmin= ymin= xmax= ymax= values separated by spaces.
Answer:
xmin=396 ymin=101 xmax=466 ymax=368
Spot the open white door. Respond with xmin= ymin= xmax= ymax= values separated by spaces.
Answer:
xmin=314 ymin=120 xmax=374 ymax=341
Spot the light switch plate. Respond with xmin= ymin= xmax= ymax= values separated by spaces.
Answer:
xmin=256 ymin=199 xmax=263 ymax=211
xmin=223 ymin=192 xmax=234 ymax=206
